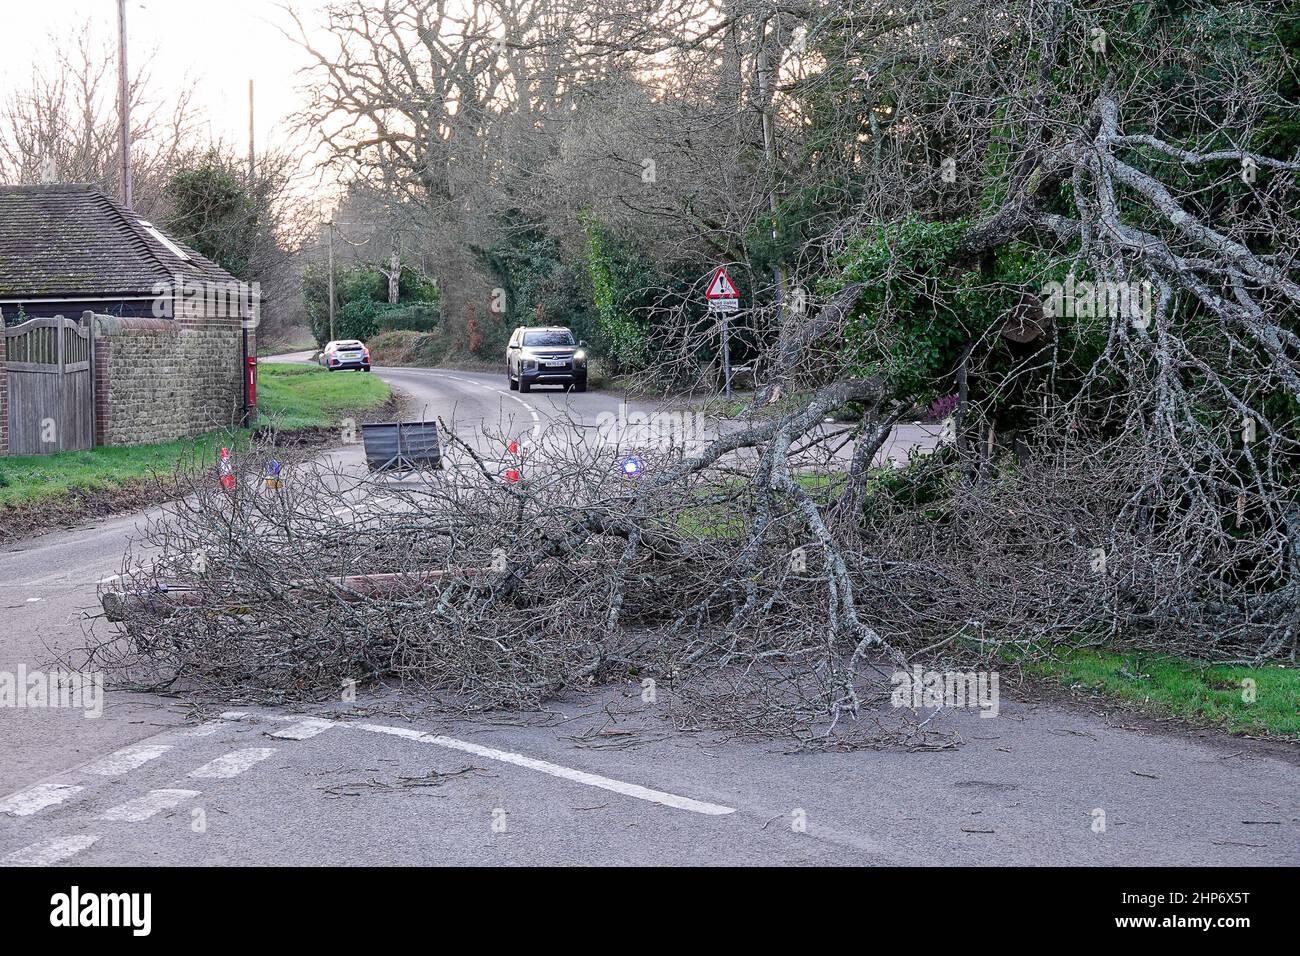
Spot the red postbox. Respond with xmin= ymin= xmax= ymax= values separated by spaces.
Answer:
xmin=246 ymin=356 xmax=257 ymax=407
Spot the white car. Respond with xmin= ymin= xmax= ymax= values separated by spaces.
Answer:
xmin=320 ymin=339 xmax=371 ymax=371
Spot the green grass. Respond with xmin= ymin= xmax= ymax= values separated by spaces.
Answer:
xmin=673 ymin=472 xmax=849 ymax=539
xmin=0 ymin=434 xmax=247 ymax=506
xmin=707 ymin=390 xmax=872 ymax=423
xmin=1022 ymin=646 xmax=1299 ymax=738
xmin=710 ymin=396 xmax=783 ymax=419
xmin=255 ymin=363 xmax=389 ymax=430
xmin=0 ymin=364 xmax=390 ymax=506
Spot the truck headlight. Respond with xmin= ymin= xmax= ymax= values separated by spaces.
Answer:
xmin=573 ymin=350 xmax=587 ymax=364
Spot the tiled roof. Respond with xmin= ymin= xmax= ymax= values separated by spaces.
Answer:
xmin=0 ymin=183 xmax=238 ymax=299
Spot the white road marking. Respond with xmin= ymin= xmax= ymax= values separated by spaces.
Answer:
xmin=518 ymin=400 xmax=541 ymax=437
xmin=1 ymin=834 xmax=99 ymax=866
xmin=19 ymin=568 xmax=82 ymax=587
xmin=187 ymin=748 xmax=277 ymax=779
xmin=82 ymin=744 xmax=172 ymax=776
xmin=99 ymin=789 xmax=199 ymax=822
xmin=173 ymin=721 xmax=233 ymax=738
xmin=0 ymin=783 xmax=84 ymax=817
xmin=353 ymin=722 xmax=736 ymax=816
xmin=438 ymin=372 xmax=542 ymax=438
xmin=329 ymin=497 xmax=393 ymax=523
xmin=269 ymin=717 xmax=335 ymax=740
xmin=13 ymin=557 xmax=157 ymax=590
xmin=96 ymin=560 xmax=158 ymax=587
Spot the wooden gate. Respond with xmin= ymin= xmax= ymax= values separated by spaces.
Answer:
xmin=5 ymin=316 xmax=94 ymax=455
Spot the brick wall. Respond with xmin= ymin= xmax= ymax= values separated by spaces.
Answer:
xmin=0 ymin=326 xmax=7 ymax=455
xmin=92 ymin=315 xmax=249 ymax=446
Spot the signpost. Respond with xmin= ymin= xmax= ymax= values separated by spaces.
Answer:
xmin=706 ymin=266 xmax=740 ymax=307
xmin=707 ymin=266 xmax=740 ymax=396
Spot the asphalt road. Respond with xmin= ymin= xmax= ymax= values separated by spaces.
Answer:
xmin=268 ymin=352 xmax=944 ymax=464
xmin=0 ymin=356 xmax=1294 ymax=866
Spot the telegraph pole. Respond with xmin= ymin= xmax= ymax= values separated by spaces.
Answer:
xmin=248 ymin=80 xmax=255 ymax=181
xmin=117 ymin=0 xmax=133 ymax=208
xmin=327 ymin=222 xmax=336 ymax=342
xmin=241 ymin=79 xmax=255 ymax=426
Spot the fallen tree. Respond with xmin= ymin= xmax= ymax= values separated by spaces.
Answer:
xmin=86 ymin=1 xmax=1300 ymax=748
xmin=93 ymin=387 xmax=947 ymax=748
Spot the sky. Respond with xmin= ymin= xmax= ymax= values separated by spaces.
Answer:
xmin=0 ymin=0 xmax=335 ymax=198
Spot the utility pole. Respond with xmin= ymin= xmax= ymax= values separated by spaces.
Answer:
xmin=322 ymin=217 xmax=369 ymax=340
xmin=327 ymin=222 xmax=336 ymax=342
xmin=241 ymin=79 xmax=255 ymax=426
xmin=379 ymin=142 xmax=400 ymax=305
xmin=388 ymin=237 xmax=401 ymax=306
xmin=248 ymin=79 xmax=255 ymax=181
xmin=116 ymin=0 xmax=132 ymax=208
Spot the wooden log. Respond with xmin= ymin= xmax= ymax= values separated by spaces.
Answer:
xmin=99 ymin=560 xmax=601 ymax=621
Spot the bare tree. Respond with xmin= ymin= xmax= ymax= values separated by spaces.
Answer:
xmin=0 ymin=21 xmax=202 ymax=220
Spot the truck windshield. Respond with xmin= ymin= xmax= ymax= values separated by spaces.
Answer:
xmin=523 ymin=331 xmax=574 ymax=347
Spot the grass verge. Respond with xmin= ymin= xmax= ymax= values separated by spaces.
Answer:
xmin=1021 ymin=646 xmax=1298 ymax=738
xmin=255 ymin=363 xmax=389 ymax=431
xmin=0 ymin=364 xmax=390 ymax=509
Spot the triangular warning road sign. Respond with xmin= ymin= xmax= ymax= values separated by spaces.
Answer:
xmin=706 ymin=266 xmax=739 ymax=299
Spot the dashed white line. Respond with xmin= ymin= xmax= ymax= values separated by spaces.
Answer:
xmin=82 ymin=744 xmax=172 ymax=776
xmin=99 ymin=789 xmax=199 ymax=822
xmin=329 ymin=497 xmax=392 ymax=522
xmin=0 ymin=783 xmax=84 ymax=817
xmin=173 ymin=721 xmax=234 ymax=738
xmin=353 ymin=722 xmax=736 ymax=816
xmin=187 ymin=748 xmax=277 ymax=779
xmin=437 ymin=372 xmax=542 ymax=438
xmin=269 ymin=717 xmax=335 ymax=740
xmin=1 ymin=834 xmax=99 ymax=866
xmin=97 ymin=560 xmax=158 ymax=586
xmin=18 ymin=568 xmax=80 ymax=587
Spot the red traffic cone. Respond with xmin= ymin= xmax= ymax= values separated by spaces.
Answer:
xmin=218 ymin=447 xmax=236 ymax=491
